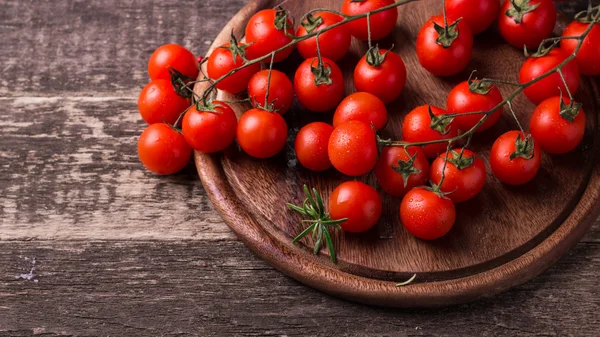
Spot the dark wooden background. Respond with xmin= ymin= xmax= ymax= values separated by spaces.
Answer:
xmin=1 ymin=0 xmax=598 ymax=336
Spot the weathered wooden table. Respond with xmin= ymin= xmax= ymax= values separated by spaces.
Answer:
xmin=1 ymin=1 xmax=598 ymax=336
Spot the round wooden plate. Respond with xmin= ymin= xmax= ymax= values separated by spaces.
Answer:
xmin=194 ymin=0 xmax=600 ymax=307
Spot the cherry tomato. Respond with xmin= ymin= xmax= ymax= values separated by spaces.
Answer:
xmin=328 ymin=120 xmax=378 ymax=176
xmin=245 ymin=9 xmax=295 ymax=63
xmin=295 ymin=122 xmax=334 ymax=172
xmin=498 ymin=0 xmax=556 ymax=49
xmin=182 ymin=101 xmax=237 ymax=153
xmin=429 ymin=149 xmax=486 ymax=203
xmin=519 ymin=48 xmax=580 ymax=105
xmin=529 ymin=96 xmax=586 ymax=154
xmin=333 ymin=92 xmax=388 ymax=131
xmin=400 ymin=187 xmax=456 ymax=240
xmin=354 ymin=48 xmax=406 ymax=104
xmin=374 ymin=146 xmax=429 ymax=197
xmin=561 ymin=21 xmax=600 ymax=76
xmin=490 ymin=130 xmax=542 ymax=185
xmin=236 ymin=108 xmax=288 ymax=159
xmin=329 ymin=181 xmax=382 ymax=233
xmin=138 ymin=123 xmax=191 ymax=175
xmin=294 ymin=57 xmax=345 ymax=112
xmin=138 ymin=79 xmax=190 ymax=125
xmin=340 ymin=0 xmax=398 ymax=41
xmin=207 ymin=44 xmax=261 ymax=94
xmin=148 ymin=44 xmax=199 ymax=81
xmin=296 ymin=12 xmax=351 ymax=62
xmin=446 ymin=80 xmax=503 ymax=132
xmin=401 ymin=105 xmax=459 ymax=159
xmin=445 ymin=0 xmax=500 ymax=34
xmin=248 ymin=69 xmax=294 ymax=114
xmin=416 ymin=15 xmax=473 ymax=76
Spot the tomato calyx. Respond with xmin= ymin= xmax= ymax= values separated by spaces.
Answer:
xmin=505 ymin=0 xmax=540 ymax=24
xmin=433 ymin=18 xmax=462 ymax=48
xmin=424 ymin=182 xmax=454 ymax=200
xmin=524 ymin=39 xmax=559 ymax=58
xmin=311 ymin=59 xmax=333 ymax=86
xmin=195 ymin=99 xmax=224 ymax=114
xmin=287 ymin=185 xmax=346 ymax=264
xmin=574 ymin=3 xmax=600 ymax=24
xmin=169 ymin=67 xmax=195 ymax=99
xmin=392 ymin=150 xmax=422 ymax=188
xmin=559 ymin=97 xmax=583 ymax=123
xmin=468 ymin=79 xmax=494 ymax=95
xmin=274 ymin=7 xmax=292 ymax=31
xmin=365 ymin=45 xmax=391 ymax=67
xmin=446 ymin=150 xmax=475 ymax=170
xmin=301 ymin=13 xmax=324 ymax=34
xmin=510 ymin=133 xmax=536 ymax=160
xmin=222 ymin=32 xmax=250 ymax=62
xmin=428 ymin=106 xmax=453 ymax=135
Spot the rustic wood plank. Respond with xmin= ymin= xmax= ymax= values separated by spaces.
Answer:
xmin=0 ymin=97 xmax=234 ymax=240
xmin=0 ymin=240 xmax=598 ymax=336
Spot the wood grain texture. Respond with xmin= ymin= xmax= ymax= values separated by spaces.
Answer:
xmin=0 ymin=240 xmax=599 ymax=337
xmin=194 ymin=0 xmax=600 ymax=307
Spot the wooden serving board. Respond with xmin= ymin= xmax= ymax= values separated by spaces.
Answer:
xmin=193 ymin=0 xmax=600 ymax=307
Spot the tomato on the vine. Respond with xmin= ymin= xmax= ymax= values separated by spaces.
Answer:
xmin=296 ymin=12 xmax=351 ymax=62
xmin=354 ymin=47 xmax=406 ymax=104
xmin=333 ymin=92 xmax=388 ymax=131
xmin=401 ymin=105 xmax=458 ymax=159
xmin=561 ymin=20 xmax=600 ymax=76
xmin=429 ymin=149 xmax=486 ymax=203
xmin=182 ymin=101 xmax=237 ymax=153
xmin=374 ymin=146 xmax=429 ymax=198
xmin=138 ymin=79 xmax=190 ymax=125
xmin=498 ymin=0 xmax=556 ymax=49
xmin=248 ymin=69 xmax=294 ymax=114
xmin=340 ymin=0 xmax=398 ymax=41
xmin=490 ymin=130 xmax=542 ymax=185
xmin=148 ymin=44 xmax=199 ymax=81
xmin=529 ymin=96 xmax=586 ymax=154
xmin=446 ymin=80 xmax=503 ymax=132
xmin=245 ymin=9 xmax=295 ymax=62
xmin=138 ymin=123 xmax=191 ymax=175
xmin=416 ymin=14 xmax=473 ymax=76
xmin=519 ymin=48 xmax=580 ymax=105
xmin=295 ymin=122 xmax=334 ymax=172
xmin=329 ymin=181 xmax=382 ymax=233
xmin=328 ymin=120 xmax=378 ymax=176
xmin=236 ymin=108 xmax=288 ymax=159
xmin=294 ymin=57 xmax=345 ymax=112
xmin=445 ymin=0 xmax=500 ymax=34
xmin=400 ymin=187 xmax=456 ymax=240
xmin=207 ymin=43 xmax=261 ymax=94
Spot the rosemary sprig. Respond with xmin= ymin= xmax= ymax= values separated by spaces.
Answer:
xmin=287 ymin=185 xmax=347 ymax=263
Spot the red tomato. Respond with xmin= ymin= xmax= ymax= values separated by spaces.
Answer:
xmin=182 ymin=101 xmax=237 ymax=153
xmin=248 ymin=69 xmax=294 ymax=114
xmin=561 ymin=21 xmax=600 ymax=76
xmin=138 ymin=79 xmax=190 ymax=125
xmin=400 ymin=187 xmax=456 ymax=240
xmin=329 ymin=181 xmax=382 ymax=233
xmin=519 ymin=48 xmax=580 ymax=105
xmin=498 ymin=0 xmax=556 ymax=49
xmin=333 ymin=92 xmax=388 ymax=131
xmin=354 ymin=48 xmax=406 ymax=104
xmin=446 ymin=80 xmax=503 ymax=132
xmin=294 ymin=57 xmax=345 ymax=112
xmin=236 ymin=108 xmax=288 ymax=159
xmin=296 ymin=12 xmax=351 ymax=62
xmin=138 ymin=123 xmax=191 ymax=175
xmin=374 ymin=146 xmax=429 ymax=197
xmin=207 ymin=44 xmax=261 ymax=94
xmin=429 ymin=149 xmax=486 ymax=203
xmin=328 ymin=120 xmax=378 ymax=176
xmin=401 ymin=105 xmax=459 ymax=158
xmin=490 ymin=130 xmax=542 ymax=185
xmin=416 ymin=15 xmax=473 ymax=76
xmin=245 ymin=9 xmax=295 ymax=62
xmin=529 ymin=96 xmax=586 ymax=154
xmin=445 ymin=0 xmax=500 ymax=34
xmin=340 ymin=0 xmax=398 ymax=41
xmin=295 ymin=122 xmax=334 ymax=172
xmin=148 ymin=44 xmax=199 ymax=81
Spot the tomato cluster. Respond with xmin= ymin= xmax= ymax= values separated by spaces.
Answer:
xmin=136 ymin=1 xmax=599 ymax=259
